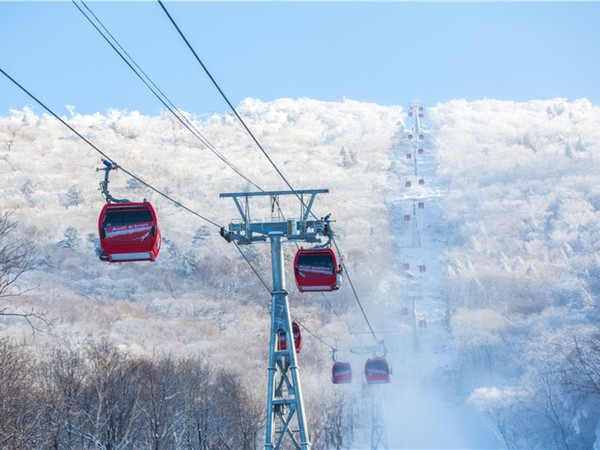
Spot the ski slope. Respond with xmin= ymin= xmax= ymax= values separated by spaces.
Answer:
xmin=378 ymin=108 xmax=502 ymax=449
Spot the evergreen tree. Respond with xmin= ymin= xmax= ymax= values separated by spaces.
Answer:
xmin=58 ymin=227 xmax=80 ymax=249
xmin=62 ymin=185 xmax=83 ymax=208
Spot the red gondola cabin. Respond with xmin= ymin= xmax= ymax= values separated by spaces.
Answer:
xmin=332 ymin=362 xmax=353 ymax=384
xmin=364 ymin=358 xmax=391 ymax=384
xmin=277 ymin=321 xmax=302 ymax=353
xmin=98 ymin=202 xmax=161 ymax=262
xmin=294 ymin=248 xmax=341 ymax=292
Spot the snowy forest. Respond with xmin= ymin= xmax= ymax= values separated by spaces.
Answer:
xmin=1 ymin=97 xmax=600 ymax=449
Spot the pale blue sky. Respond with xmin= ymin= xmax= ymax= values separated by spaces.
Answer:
xmin=1 ymin=1 xmax=599 ymax=116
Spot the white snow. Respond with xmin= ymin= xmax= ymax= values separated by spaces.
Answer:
xmin=2 ymin=96 xmax=600 ymax=448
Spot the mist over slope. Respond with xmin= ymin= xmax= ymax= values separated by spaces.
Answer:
xmin=429 ymin=98 xmax=600 ymax=449
xmin=2 ymin=97 xmax=600 ymax=448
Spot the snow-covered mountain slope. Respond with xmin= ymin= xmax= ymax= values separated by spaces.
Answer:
xmin=2 ymin=97 xmax=600 ymax=448
xmin=429 ymin=99 xmax=600 ymax=449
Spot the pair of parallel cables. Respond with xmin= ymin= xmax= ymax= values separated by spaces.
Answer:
xmin=0 ymin=0 xmax=383 ymax=350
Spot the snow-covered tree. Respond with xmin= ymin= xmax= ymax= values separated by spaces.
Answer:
xmin=58 ymin=226 xmax=80 ymax=250
xmin=62 ymin=184 xmax=83 ymax=208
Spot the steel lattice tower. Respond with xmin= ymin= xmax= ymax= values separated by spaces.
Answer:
xmin=411 ymin=199 xmax=421 ymax=249
xmin=365 ymin=384 xmax=389 ymax=450
xmin=220 ymin=189 xmax=332 ymax=450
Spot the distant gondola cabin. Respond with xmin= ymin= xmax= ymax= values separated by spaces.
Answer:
xmin=332 ymin=362 xmax=353 ymax=384
xmin=277 ymin=322 xmax=302 ymax=353
xmin=98 ymin=202 xmax=161 ymax=262
xmin=364 ymin=358 xmax=391 ymax=384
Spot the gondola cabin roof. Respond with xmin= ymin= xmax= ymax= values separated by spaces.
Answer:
xmin=97 ymin=202 xmax=161 ymax=263
xmin=294 ymin=248 xmax=340 ymax=293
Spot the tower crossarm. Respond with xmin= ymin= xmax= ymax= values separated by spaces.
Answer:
xmin=220 ymin=189 xmax=330 ymax=245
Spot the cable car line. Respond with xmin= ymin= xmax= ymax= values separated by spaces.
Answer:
xmin=3 ymin=18 xmax=361 ymax=356
xmin=158 ymin=0 xmax=303 ymax=199
xmin=73 ymin=0 xmax=296 ymax=271
xmin=3 ymin=61 xmax=368 ymax=385
xmin=159 ymin=0 xmax=329 ymax=265
xmin=290 ymin=316 xmax=335 ymax=351
xmin=150 ymin=0 xmax=387 ymax=381
xmin=157 ymin=0 xmax=371 ymax=329
xmin=0 ymin=68 xmax=113 ymax=162
xmin=156 ymin=0 xmax=382 ymax=346
xmin=16 ymin=0 xmax=380 ymax=356
xmin=73 ymin=0 xmax=263 ymax=193
xmin=332 ymin=237 xmax=380 ymax=344
xmin=75 ymin=0 xmax=304 ymax=243
xmin=0 ymin=70 xmax=306 ymax=335
xmin=0 ymin=67 xmax=223 ymax=229
xmin=232 ymin=240 xmax=339 ymax=350
xmin=233 ymin=241 xmax=271 ymax=292
xmin=320 ymin=291 xmax=345 ymax=324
